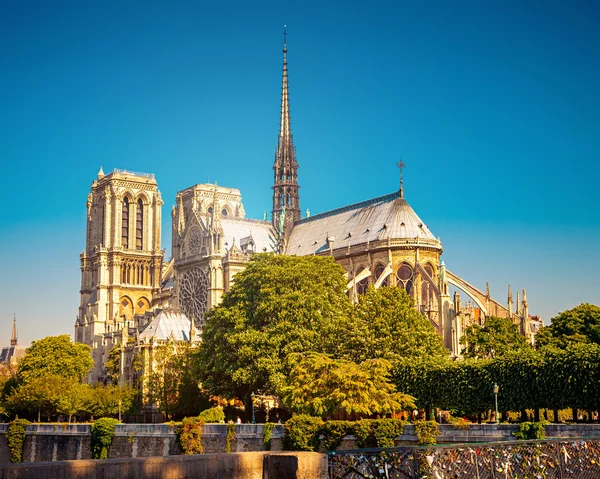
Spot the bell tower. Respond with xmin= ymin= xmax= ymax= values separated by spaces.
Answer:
xmin=272 ymin=26 xmax=300 ymax=244
xmin=76 ymin=167 xmax=164 ymax=382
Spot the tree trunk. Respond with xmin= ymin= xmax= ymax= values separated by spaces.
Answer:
xmin=534 ymin=409 xmax=540 ymax=422
xmin=520 ymin=409 xmax=527 ymax=422
xmin=553 ymin=409 xmax=559 ymax=423
xmin=573 ymin=408 xmax=578 ymax=423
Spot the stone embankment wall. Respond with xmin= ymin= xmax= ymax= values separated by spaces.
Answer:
xmin=2 ymin=423 xmax=600 ymax=464
xmin=0 ymin=452 xmax=328 ymax=479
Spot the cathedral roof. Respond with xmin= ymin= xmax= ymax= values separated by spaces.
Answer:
xmin=138 ymin=309 xmax=197 ymax=342
xmin=221 ymin=218 xmax=278 ymax=253
xmin=287 ymin=191 xmax=440 ymax=256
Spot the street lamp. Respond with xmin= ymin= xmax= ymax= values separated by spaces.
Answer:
xmin=251 ymin=392 xmax=256 ymax=424
xmin=493 ymin=383 xmax=500 ymax=424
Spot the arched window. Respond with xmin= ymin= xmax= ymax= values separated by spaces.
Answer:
xmin=424 ymin=264 xmax=434 ymax=278
xmin=356 ymin=268 xmax=369 ymax=295
xmin=221 ymin=208 xmax=228 ymax=216
xmin=396 ymin=263 xmax=414 ymax=296
xmin=122 ymin=198 xmax=129 ymax=248
xmin=136 ymin=199 xmax=143 ymax=250
xmin=375 ymin=264 xmax=389 ymax=287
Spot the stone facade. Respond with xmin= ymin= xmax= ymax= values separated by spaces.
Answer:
xmin=75 ymin=168 xmax=164 ymax=382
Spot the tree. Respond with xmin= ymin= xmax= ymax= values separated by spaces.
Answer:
xmin=460 ymin=316 xmax=530 ymax=359
xmin=84 ymin=384 xmax=135 ymax=419
xmin=536 ymin=303 xmax=600 ymax=350
xmin=146 ymin=342 xmax=195 ymax=420
xmin=281 ymin=352 xmax=415 ymax=419
xmin=197 ymin=254 xmax=353 ymax=402
xmin=16 ymin=335 xmax=93 ymax=385
xmin=342 ymin=286 xmax=448 ymax=363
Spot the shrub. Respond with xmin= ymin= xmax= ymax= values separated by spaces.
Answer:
xmin=263 ymin=422 xmax=275 ymax=451
xmin=91 ymin=418 xmax=120 ymax=459
xmin=226 ymin=422 xmax=236 ymax=453
xmin=320 ymin=420 xmax=354 ymax=450
xmin=198 ymin=406 xmax=225 ymax=423
xmin=513 ymin=421 xmax=548 ymax=440
xmin=354 ymin=420 xmax=375 ymax=448
xmin=7 ymin=418 xmax=30 ymax=463
xmin=283 ymin=415 xmax=323 ymax=451
xmin=177 ymin=416 xmax=204 ymax=454
xmin=373 ymin=419 xmax=406 ymax=448
xmin=414 ymin=420 xmax=440 ymax=445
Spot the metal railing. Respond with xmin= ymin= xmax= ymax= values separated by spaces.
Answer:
xmin=113 ymin=168 xmax=155 ymax=179
xmin=328 ymin=438 xmax=600 ymax=478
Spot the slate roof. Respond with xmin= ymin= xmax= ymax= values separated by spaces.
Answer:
xmin=287 ymin=191 xmax=440 ymax=256
xmin=221 ymin=218 xmax=278 ymax=253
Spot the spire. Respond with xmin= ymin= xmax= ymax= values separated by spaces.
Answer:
xmin=507 ymin=284 xmax=513 ymax=316
xmin=397 ymin=160 xmax=405 ymax=198
xmin=272 ymin=25 xmax=300 ymax=243
xmin=11 ymin=314 xmax=17 ymax=347
xmin=485 ymin=282 xmax=490 ymax=299
xmin=97 ymin=166 xmax=104 ymax=179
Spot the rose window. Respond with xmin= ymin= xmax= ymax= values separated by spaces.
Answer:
xmin=178 ymin=267 xmax=208 ymax=324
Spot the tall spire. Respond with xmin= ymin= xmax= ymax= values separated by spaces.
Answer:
xmin=272 ymin=25 xmax=300 ymax=244
xmin=11 ymin=314 xmax=17 ymax=347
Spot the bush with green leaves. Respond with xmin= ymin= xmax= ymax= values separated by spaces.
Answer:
xmin=226 ymin=422 xmax=236 ymax=453
xmin=7 ymin=418 xmax=30 ymax=463
xmin=320 ymin=420 xmax=354 ymax=450
xmin=198 ymin=406 xmax=225 ymax=423
xmin=513 ymin=421 xmax=548 ymax=440
xmin=177 ymin=416 xmax=205 ymax=454
xmin=414 ymin=420 xmax=440 ymax=445
xmin=263 ymin=422 xmax=275 ymax=450
xmin=91 ymin=418 xmax=119 ymax=459
xmin=283 ymin=415 xmax=324 ymax=451
xmin=373 ymin=419 xmax=406 ymax=448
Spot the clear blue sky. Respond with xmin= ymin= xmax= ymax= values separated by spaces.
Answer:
xmin=1 ymin=0 xmax=598 ymax=347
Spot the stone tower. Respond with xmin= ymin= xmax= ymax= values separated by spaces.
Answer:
xmin=75 ymin=168 xmax=164 ymax=382
xmin=272 ymin=26 xmax=300 ymax=246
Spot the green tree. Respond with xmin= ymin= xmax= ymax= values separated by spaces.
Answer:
xmin=104 ymin=346 xmax=122 ymax=386
xmin=5 ymin=375 xmax=76 ymax=421
xmin=460 ymin=316 xmax=530 ymax=359
xmin=281 ymin=352 xmax=415 ymax=419
xmin=197 ymin=254 xmax=352 ymax=402
xmin=16 ymin=335 xmax=93 ymax=385
xmin=84 ymin=384 xmax=135 ymax=419
xmin=343 ymin=286 xmax=448 ymax=363
xmin=536 ymin=303 xmax=600 ymax=350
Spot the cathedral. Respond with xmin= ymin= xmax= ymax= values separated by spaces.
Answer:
xmin=75 ymin=32 xmax=541 ymax=384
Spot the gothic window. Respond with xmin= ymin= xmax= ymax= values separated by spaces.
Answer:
xmin=221 ymin=208 xmax=228 ymax=216
xmin=396 ymin=263 xmax=414 ymax=296
xmin=186 ymin=228 xmax=202 ymax=256
xmin=208 ymin=207 xmax=213 ymax=214
xmin=375 ymin=264 xmax=389 ymax=287
xmin=178 ymin=267 xmax=209 ymax=325
xmin=424 ymin=264 xmax=434 ymax=278
xmin=122 ymin=197 xmax=129 ymax=249
xmin=136 ymin=199 xmax=143 ymax=250
xmin=356 ymin=268 xmax=369 ymax=295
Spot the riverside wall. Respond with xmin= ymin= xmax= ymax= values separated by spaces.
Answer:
xmin=2 ymin=423 xmax=600 ymax=464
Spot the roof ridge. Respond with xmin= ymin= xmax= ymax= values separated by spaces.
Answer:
xmin=297 ymin=191 xmax=400 ymax=224
xmin=222 ymin=217 xmax=273 ymax=226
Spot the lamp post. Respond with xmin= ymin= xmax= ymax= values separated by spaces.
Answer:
xmin=251 ymin=393 xmax=256 ymax=424
xmin=493 ymin=383 xmax=500 ymax=424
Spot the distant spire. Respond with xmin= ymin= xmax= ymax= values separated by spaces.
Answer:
xmin=97 ymin=166 xmax=104 ymax=178
xmin=11 ymin=314 xmax=17 ymax=346
xmin=397 ymin=160 xmax=405 ymax=198
xmin=485 ymin=282 xmax=490 ymax=299
xmin=272 ymin=25 xmax=300 ymax=240
xmin=507 ymin=284 xmax=513 ymax=316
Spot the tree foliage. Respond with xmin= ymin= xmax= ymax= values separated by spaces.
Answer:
xmin=281 ymin=352 xmax=415 ymax=419
xmin=197 ymin=254 xmax=352 ymax=400
xmin=343 ymin=286 xmax=448 ymax=363
xmin=461 ymin=316 xmax=530 ymax=359
xmin=16 ymin=335 xmax=93 ymax=385
xmin=536 ymin=303 xmax=600 ymax=350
